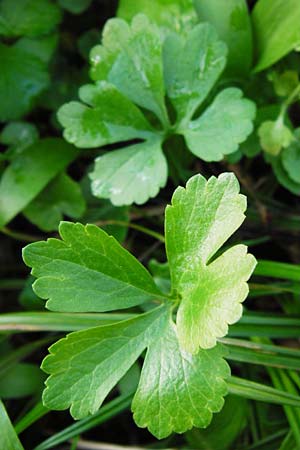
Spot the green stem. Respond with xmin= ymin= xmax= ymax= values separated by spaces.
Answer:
xmin=94 ymin=219 xmax=165 ymax=243
xmin=1 ymin=226 xmax=43 ymax=242
xmin=280 ymin=82 xmax=300 ymax=117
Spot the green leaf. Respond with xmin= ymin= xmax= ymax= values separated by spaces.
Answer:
xmin=0 ymin=121 xmax=39 ymax=159
xmin=0 ymin=363 xmax=45 ymax=399
xmin=0 ymin=0 xmax=62 ymax=38
xmin=268 ymin=70 xmax=299 ymax=97
xmin=281 ymin=129 xmax=300 ymax=183
xmin=0 ymin=138 xmax=79 ymax=228
xmin=23 ymin=174 xmax=86 ymax=231
xmin=90 ymin=139 xmax=167 ymax=206
xmin=182 ymin=88 xmax=256 ymax=161
xmin=258 ymin=118 xmax=294 ymax=155
xmin=90 ymin=14 xmax=168 ymax=126
xmin=23 ymin=222 xmax=165 ymax=312
xmin=58 ymin=0 xmax=92 ymax=14
xmin=0 ymin=401 xmax=24 ymax=450
xmin=59 ymin=14 xmax=255 ymax=205
xmin=41 ymin=306 xmax=169 ymax=418
xmin=185 ymin=395 xmax=247 ymax=450
xmin=267 ymin=153 xmax=300 ymax=195
xmin=58 ymin=81 xmax=154 ymax=148
xmin=117 ymin=0 xmax=197 ymax=34
xmin=165 ymin=173 xmax=256 ymax=352
xmin=252 ymin=0 xmax=300 ymax=72
xmin=132 ymin=318 xmax=230 ymax=438
xmin=163 ymin=23 xmax=227 ymax=121
xmin=15 ymin=33 xmax=58 ymax=64
xmin=0 ymin=42 xmax=49 ymax=121
xmin=194 ymin=0 xmax=253 ymax=77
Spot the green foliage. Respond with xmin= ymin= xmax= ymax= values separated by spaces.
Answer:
xmin=23 ymin=174 xmax=86 ymax=232
xmin=258 ymin=118 xmax=293 ymax=155
xmin=0 ymin=139 xmax=79 ymax=228
xmin=0 ymin=42 xmax=50 ymax=121
xmin=23 ymin=221 xmax=163 ymax=312
xmin=0 ymin=363 xmax=45 ymax=399
xmin=58 ymin=0 xmax=92 ymax=14
xmin=185 ymin=395 xmax=247 ymax=450
xmin=117 ymin=0 xmax=197 ymax=33
xmin=0 ymin=0 xmax=62 ymax=38
xmin=0 ymin=401 xmax=24 ymax=450
xmin=23 ymin=173 xmax=255 ymax=438
xmin=194 ymin=0 xmax=253 ymax=77
xmin=252 ymin=0 xmax=300 ymax=72
xmin=1 ymin=0 xmax=300 ymax=447
xmin=165 ymin=173 xmax=256 ymax=352
xmin=58 ymin=14 xmax=255 ymax=205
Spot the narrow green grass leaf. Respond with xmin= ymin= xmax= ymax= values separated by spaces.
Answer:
xmin=228 ymin=376 xmax=300 ymax=407
xmin=0 ymin=400 xmax=24 ymax=450
xmin=33 ymin=393 xmax=133 ymax=450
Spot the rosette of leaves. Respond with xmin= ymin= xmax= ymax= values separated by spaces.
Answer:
xmin=58 ymin=14 xmax=256 ymax=206
xmin=23 ymin=172 xmax=256 ymax=438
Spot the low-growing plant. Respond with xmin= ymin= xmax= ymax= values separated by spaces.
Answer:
xmin=1 ymin=1 xmax=300 ymax=449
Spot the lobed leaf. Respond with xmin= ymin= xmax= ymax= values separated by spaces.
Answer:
xmin=183 ymin=88 xmax=256 ymax=162
xmin=90 ymin=15 xmax=168 ymax=126
xmin=117 ymin=0 xmax=197 ymax=34
xmin=42 ymin=306 xmax=169 ymax=418
xmin=165 ymin=173 xmax=256 ymax=352
xmin=163 ymin=23 xmax=227 ymax=122
xmin=194 ymin=0 xmax=253 ymax=77
xmin=90 ymin=138 xmax=167 ymax=206
xmin=57 ymin=81 xmax=153 ymax=148
xmin=23 ymin=222 xmax=165 ymax=312
xmin=132 ymin=318 xmax=230 ymax=438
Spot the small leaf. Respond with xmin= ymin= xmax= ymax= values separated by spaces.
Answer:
xmin=268 ymin=70 xmax=299 ymax=97
xmin=23 ymin=222 xmax=165 ymax=312
xmin=281 ymin=129 xmax=300 ymax=183
xmin=165 ymin=173 xmax=256 ymax=352
xmin=0 ymin=121 xmax=39 ymax=159
xmin=183 ymin=88 xmax=255 ymax=161
xmin=132 ymin=318 xmax=230 ymax=438
xmin=58 ymin=0 xmax=92 ymax=14
xmin=42 ymin=306 xmax=169 ymax=418
xmin=90 ymin=15 xmax=168 ymax=126
xmin=194 ymin=0 xmax=253 ymax=77
xmin=258 ymin=118 xmax=293 ymax=155
xmin=267 ymin=154 xmax=300 ymax=195
xmin=90 ymin=139 xmax=167 ymax=206
xmin=58 ymin=81 xmax=153 ymax=148
xmin=0 ymin=139 xmax=79 ymax=228
xmin=163 ymin=23 xmax=227 ymax=121
xmin=23 ymin=174 xmax=86 ymax=231
xmin=0 ymin=0 xmax=62 ymax=38
xmin=252 ymin=0 xmax=300 ymax=72
xmin=0 ymin=42 xmax=49 ymax=121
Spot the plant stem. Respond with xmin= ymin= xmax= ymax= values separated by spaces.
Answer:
xmin=94 ymin=220 xmax=165 ymax=242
